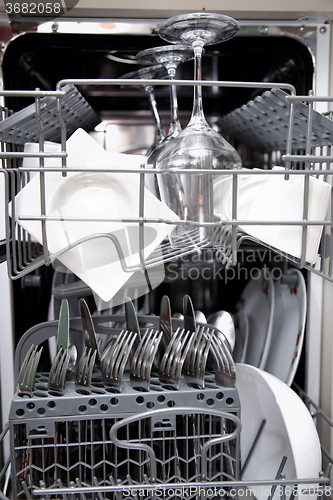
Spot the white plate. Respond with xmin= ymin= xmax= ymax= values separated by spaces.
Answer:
xmin=236 ymin=364 xmax=321 ymax=500
xmin=264 ymin=269 xmax=307 ymax=386
xmin=235 ymin=268 xmax=274 ymax=369
xmin=12 ymin=129 xmax=179 ymax=303
xmin=233 ymin=310 xmax=249 ymax=363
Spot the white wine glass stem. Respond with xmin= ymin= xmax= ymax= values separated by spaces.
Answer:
xmin=167 ymin=66 xmax=181 ymax=135
xmin=191 ymin=42 xmax=206 ymax=123
xmin=146 ymin=84 xmax=165 ymax=142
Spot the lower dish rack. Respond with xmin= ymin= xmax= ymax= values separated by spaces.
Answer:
xmin=1 ymin=313 xmax=330 ymax=500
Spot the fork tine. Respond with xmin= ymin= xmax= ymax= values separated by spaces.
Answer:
xmin=101 ymin=330 xmax=137 ymax=392
xmin=112 ymin=331 xmax=137 ymax=380
xmin=159 ymin=327 xmax=182 ymax=376
xmin=193 ymin=329 xmax=210 ymax=376
xmin=209 ymin=333 xmax=226 ymax=369
xmin=76 ymin=347 xmax=97 ymax=388
xmin=159 ymin=328 xmax=194 ymax=389
xmin=48 ymin=348 xmax=62 ymax=383
xmin=17 ymin=345 xmax=43 ymax=396
xmin=48 ymin=347 xmax=70 ymax=395
xmin=17 ymin=345 xmax=35 ymax=390
xmin=57 ymin=349 xmax=70 ymax=388
xmin=130 ymin=329 xmax=162 ymax=390
xmin=32 ymin=345 xmax=43 ymax=379
xmin=184 ymin=328 xmax=211 ymax=388
xmin=133 ymin=329 xmax=156 ymax=376
xmin=197 ymin=335 xmax=211 ymax=377
xmin=171 ymin=330 xmax=194 ymax=382
xmin=100 ymin=338 xmax=117 ymax=376
xmin=208 ymin=330 xmax=236 ymax=388
xmin=138 ymin=330 xmax=162 ymax=378
xmin=86 ymin=349 xmax=97 ymax=385
xmin=184 ymin=327 xmax=203 ymax=374
xmin=164 ymin=328 xmax=188 ymax=377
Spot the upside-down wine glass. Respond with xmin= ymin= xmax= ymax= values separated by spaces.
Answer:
xmin=136 ymin=44 xmax=194 ymax=201
xmin=119 ymin=64 xmax=168 ymax=153
xmin=156 ymin=13 xmax=242 ymax=247
xmin=136 ymin=45 xmax=194 ymax=167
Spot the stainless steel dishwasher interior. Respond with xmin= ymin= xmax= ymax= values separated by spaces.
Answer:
xmin=1 ymin=17 xmax=332 ymax=500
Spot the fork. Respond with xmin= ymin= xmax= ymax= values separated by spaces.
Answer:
xmin=208 ymin=328 xmax=236 ymax=388
xmin=130 ymin=328 xmax=163 ymax=391
xmin=100 ymin=330 xmax=137 ymax=393
xmin=48 ymin=347 xmax=70 ymax=396
xmin=75 ymin=347 xmax=97 ymax=394
xmin=159 ymin=328 xmax=195 ymax=389
xmin=183 ymin=327 xmax=211 ymax=388
xmin=17 ymin=344 xmax=43 ymax=398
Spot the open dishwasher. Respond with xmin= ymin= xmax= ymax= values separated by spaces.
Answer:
xmin=0 ymin=8 xmax=332 ymax=500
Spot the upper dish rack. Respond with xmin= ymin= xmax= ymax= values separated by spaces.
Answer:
xmin=1 ymin=78 xmax=333 ymax=289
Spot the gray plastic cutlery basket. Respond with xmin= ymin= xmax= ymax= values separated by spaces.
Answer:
xmin=9 ymin=314 xmax=241 ymax=500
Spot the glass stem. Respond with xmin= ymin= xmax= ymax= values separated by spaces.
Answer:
xmin=190 ymin=42 xmax=206 ymax=125
xmin=145 ymin=84 xmax=165 ymax=142
xmin=167 ymin=66 xmax=181 ymax=136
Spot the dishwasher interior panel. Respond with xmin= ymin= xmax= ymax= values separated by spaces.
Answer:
xmin=0 ymin=13 xmax=332 ymax=500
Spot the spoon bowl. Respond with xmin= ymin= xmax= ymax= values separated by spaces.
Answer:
xmin=207 ymin=310 xmax=235 ymax=352
xmin=195 ymin=310 xmax=207 ymax=323
xmin=67 ymin=343 xmax=77 ymax=377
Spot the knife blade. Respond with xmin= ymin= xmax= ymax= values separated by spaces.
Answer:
xmin=79 ymin=298 xmax=100 ymax=361
xmin=159 ymin=295 xmax=172 ymax=343
xmin=57 ymin=298 xmax=69 ymax=353
xmin=124 ymin=297 xmax=141 ymax=341
xmin=156 ymin=295 xmax=173 ymax=367
xmin=183 ymin=294 xmax=196 ymax=334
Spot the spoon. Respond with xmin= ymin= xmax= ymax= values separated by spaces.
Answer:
xmin=67 ymin=344 xmax=77 ymax=377
xmin=207 ymin=310 xmax=235 ymax=352
xmin=172 ymin=313 xmax=184 ymax=320
xmin=195 ymin=310 xmax=207 ymax=324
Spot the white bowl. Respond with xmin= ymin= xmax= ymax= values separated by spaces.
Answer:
xmin=22 ymin=141 xmax=62 ymax=176
xmin=224 ymin=167 xmax=331 ymax=265
xmin=236 ymin=363 xmax=322 ymax=500
xmin=213 ymin=168 xmax=268 ymax=220
xmin=13 ymin=129 xmax=179 ymax=303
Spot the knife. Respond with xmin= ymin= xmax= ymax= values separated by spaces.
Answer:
xmin=159 ymin=295 xmax=172 ymax=343
xmin=156 ymin=295 xmax=173 ymax=365
xmin=124 ymin=297 xmax=141 ymax=342
xmin=57 ymin=298 xmax=69 ymax=353
xmin=183 ymin=294 xmax=196 ymax=334
xmin=79 ymin=298 xmax=100 ymax=362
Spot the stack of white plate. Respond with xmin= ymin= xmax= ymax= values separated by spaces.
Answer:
xmin=237 ymin=363 xmax=321 ymax=500
xmin=234 ymin=267 xmax=306 ymax=387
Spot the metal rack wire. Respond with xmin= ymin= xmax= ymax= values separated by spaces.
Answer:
xmin=0 ymin=78 xmax=332 ymax=288
xmin=0 ymin=78 xmax=332 ymax=499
